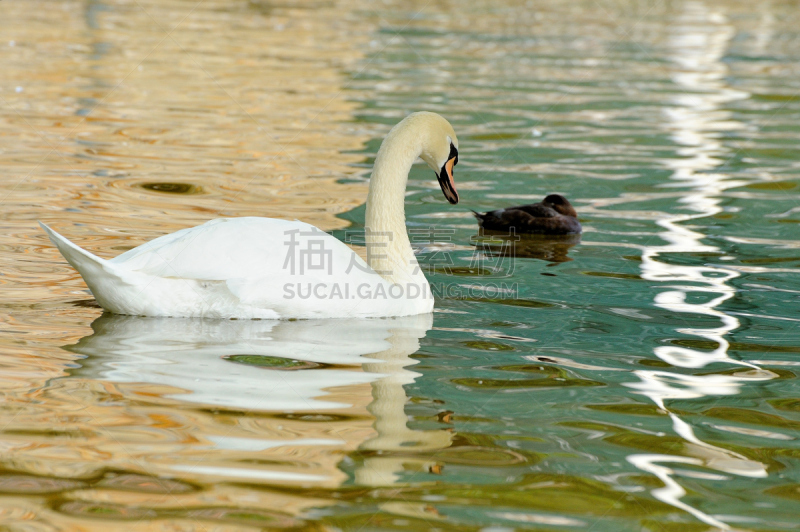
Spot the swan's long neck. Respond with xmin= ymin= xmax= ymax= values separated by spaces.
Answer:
xmin=365 ymin=126 xmax=425 ymax=285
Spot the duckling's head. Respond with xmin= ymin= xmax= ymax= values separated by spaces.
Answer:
xmin=544 ymin=194 xmax=578 ymax=217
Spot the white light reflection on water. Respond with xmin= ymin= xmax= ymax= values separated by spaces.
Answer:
xmin=625 ymin=2 xmax=777 ymax=529
xmin=69 ymin=316 xmax=390 ymax=411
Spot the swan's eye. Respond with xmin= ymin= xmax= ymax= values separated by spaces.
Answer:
xmin=448 ymin=143 xmax=458 ymax=166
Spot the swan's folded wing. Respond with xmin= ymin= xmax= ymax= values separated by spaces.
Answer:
xmin=109 ymin=217 xmax=364 ymax=282
xmin=106 ymin=216 xmax=401 ymax=318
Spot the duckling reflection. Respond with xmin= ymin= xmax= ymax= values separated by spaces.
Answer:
xmin=473 ymin=230 xmax=581 ymax=264
xmin=65 ymin=313 xmax=452 ymax=488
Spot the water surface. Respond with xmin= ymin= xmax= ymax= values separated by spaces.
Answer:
xmin=1 ymin=0 xmax=799 ymax=530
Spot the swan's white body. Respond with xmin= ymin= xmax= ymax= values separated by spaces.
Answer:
xmin=41 ymin=217 xmax=430 ymax=319
xmin=41 ymin=112 xmax=460 ymax=319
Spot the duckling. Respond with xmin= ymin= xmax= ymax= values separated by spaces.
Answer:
xmin=473 ymin=194 xmax=581 ymax=235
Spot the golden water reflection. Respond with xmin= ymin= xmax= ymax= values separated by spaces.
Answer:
xmin=0 ymin=1 xmax=384 ymax=528
xmin=1 ymin=0 xmax=373 ymax=311
xmin=2 ymin=313 xmax=446 ymax=528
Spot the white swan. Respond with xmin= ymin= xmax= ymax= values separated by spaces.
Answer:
xmin=40 ymin=112 xmax=460 ymax=319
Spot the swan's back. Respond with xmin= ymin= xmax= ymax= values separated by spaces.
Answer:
xmin=112 ymin=217 xmax=337 ymax=279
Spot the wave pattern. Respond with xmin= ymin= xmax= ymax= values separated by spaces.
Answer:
xmin=1 ymin=0 xmax=800 ymax=530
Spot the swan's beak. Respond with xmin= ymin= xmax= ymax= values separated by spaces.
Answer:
xmin=437 ymin=149 xmax=459 ymax=205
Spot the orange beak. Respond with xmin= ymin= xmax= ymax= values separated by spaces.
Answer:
xmin=437 ymin=156 xmax=459 ymax=204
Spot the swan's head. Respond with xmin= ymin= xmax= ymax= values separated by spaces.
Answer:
xmin=414 ymin=112 xmax=460 ymax=205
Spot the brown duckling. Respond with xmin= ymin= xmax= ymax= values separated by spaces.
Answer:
xmin=473 ymin=194 xmax=581 ymax=235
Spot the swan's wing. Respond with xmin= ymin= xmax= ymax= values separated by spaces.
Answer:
xmin=111 ymin=217 xmax=375 ymax=282
xmin=105 ymin=217 xmax=423 ymax=318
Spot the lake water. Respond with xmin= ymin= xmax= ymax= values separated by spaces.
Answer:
xmin=1 ymin=0 xmax=799 ymax=530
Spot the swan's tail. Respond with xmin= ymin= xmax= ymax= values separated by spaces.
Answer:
xmin=39 ymin=222 xmax=126 ymax=293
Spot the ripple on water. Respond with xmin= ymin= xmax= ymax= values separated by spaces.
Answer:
xmin=3 ymin=0 xmax=800 ymax=530
xmin=137 ymin=182 xmax=204 ymax=195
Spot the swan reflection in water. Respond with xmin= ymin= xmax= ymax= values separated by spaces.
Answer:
xmin=472 ymin=229 xmax=581 ymax=264
xmin=65 ymin=313 xmax=451 ymax=491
